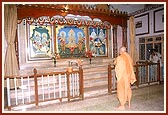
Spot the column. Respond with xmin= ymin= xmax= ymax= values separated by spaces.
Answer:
xmin=122 ymin=26 xmax=127 ymax=48
xmin=113 ymin=25 xmax=118 ymax=58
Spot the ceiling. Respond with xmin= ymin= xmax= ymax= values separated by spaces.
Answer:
xmin=16 ymin=3 xmax=163 ymax=27
xmin=16 ymin=3 xmax=162 ymax=14
xmin=79 ymin=4 xmax=163 ymax=14
xmin=109 ymin=4 xmax=145 ymax=14
xmin=17 ymin=4 xmax=129 ymax=27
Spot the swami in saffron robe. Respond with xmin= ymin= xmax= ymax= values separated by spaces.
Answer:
xmin=115 ymin=52 xmax=137 ymax=106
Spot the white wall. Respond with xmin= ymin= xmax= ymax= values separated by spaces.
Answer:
xmin=127 ymin=5 xmax=164 ymax=59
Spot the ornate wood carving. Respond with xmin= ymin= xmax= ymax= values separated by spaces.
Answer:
xmin=16 ymin=4 xmax=128 ymax=27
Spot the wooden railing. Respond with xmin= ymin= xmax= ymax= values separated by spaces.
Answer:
xmin=4 ymin=60 xmax=161 ymax=111
xmin=4 ymin=66 xmax=83 ymax=110
xmin=108 ymin=60 xmax=161 ymax=93
xmin=134 ymin=61 xmax=161 ymax=87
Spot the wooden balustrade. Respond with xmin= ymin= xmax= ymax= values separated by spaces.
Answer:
xmin=4 ymin=67 xmax=83 ymax=110
xmin=4 ymin=61 xmax=161 ymax=111
xmin=107 ymin=61 xmax=161 ymax=93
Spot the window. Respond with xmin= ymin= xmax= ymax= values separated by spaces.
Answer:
xmin=139 ymin=34 xmax=164 ymax=61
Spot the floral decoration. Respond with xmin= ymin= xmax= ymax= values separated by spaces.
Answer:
xmin=51 ymin=52 xmax=60 ymax=60
xmin=85 ymin=50 xmax=93 ymax=58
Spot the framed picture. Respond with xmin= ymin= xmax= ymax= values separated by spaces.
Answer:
xmin=27 ymin=24 xmax=53 ymax=60
xmin=135 ymin=13 xmax=149 ymax=36
xmin=154 ymin=8 xmax=164 ymax=33
xmin=135 ymin=21 xmax=142 ymax=28
xmin=56 ymin=25 xmax=86 ymax=58
xmin=88 ymin=27 xmax=107 ymax=56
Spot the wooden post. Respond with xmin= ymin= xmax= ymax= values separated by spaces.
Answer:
xmin=66 ymin=71 xmax=70 ymax=102
xmin=86 ymin=26 xmax=89 ymax=51
xmin=113 ymin=25 xmax=118 ymax=58
xmin=108 ymin=64 xmax=112 ymax=93
xmin=79 ymin=66 xmax=84 ymax=100
xmin=6 ymin=78 xmax=11 ymax=111
xmin=145 ymin=61 xmax=149 ymax=85
xmin=33 ymin=68 xmax=39 ymax=108
xmin=157 ymin=60 xmax=161 ymax=84
xmin=122 ymin=26 xmax=127 ymax=48
xmin=135 ymin=62 xmax=139 ymax=88
xmin=7 ymin=106 xmax=11 ymax=111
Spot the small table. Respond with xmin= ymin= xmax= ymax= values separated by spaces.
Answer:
xmin=68 ymin=60 xmax=78 ymax=66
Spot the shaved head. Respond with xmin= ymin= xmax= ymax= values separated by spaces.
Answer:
xmin=119 ymin=46 xmax=126 ymax=54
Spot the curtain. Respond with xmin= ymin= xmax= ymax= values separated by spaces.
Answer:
xmin=4 ymin=5 xmax=19 ymax=88
xmin=129 ymin=16 xmax=137 ymax=64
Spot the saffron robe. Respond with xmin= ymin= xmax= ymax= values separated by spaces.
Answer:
xmin=115 ymin=52 xmax=137 ymax=106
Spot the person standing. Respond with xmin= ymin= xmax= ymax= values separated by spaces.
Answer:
xmin=155 ymin=50 xmax=164 ymax=81
xmin=149 ymin=50 xmax=163 ymax=81
xmin=114 ymin=46 xmax=137 ymax=110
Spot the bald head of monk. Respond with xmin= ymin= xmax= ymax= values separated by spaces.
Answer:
xmin=119 ymin=46 xmax=126 ymax=55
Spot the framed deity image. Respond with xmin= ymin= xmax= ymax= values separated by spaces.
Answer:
xmin=135 ymin=13 xmax=149 ymax=36
xmin=56 ymin=25 xmax=86 ymax=58
xmin=27 ymin=24 xmax=53 ymax=60
xmin=88 ymin=27 xmax=107 ymax=57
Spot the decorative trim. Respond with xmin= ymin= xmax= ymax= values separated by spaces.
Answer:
xmin=135 ymin=13 xmax=149 ymax=36
xmin=154 ymin=8 xmax=164 ymax=33
xmin=129 ymin=4 xmax=163 ymax=16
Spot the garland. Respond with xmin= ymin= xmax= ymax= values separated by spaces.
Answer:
xmin=84 ymin=20 xmax=91 ymax=26
xmin=76 ymin=20 xmax=82 ymax=27
xmin=66 ymin=18 xmax=74 ymax=25
xmin=99 ymin=22 xmax=105 ymax=29
xmin=91 ymin=21 xmax=99 ymax=28
xmin=21 ymin=17 xmax=112 ymax=29
xmin=26 ymin=17 xmax=34 ymax=25
xmin=17 ymin=19 xmax=22 ymax=24
xmin=105 ymin=24 xmax=111 ymax=29
xmin=58 ymin=18 xmax=65 ymax=25
xmin=49 ymin=17 xmax=55 ymax=25
xmin=38 ymin=17 xmax=45 ymax=25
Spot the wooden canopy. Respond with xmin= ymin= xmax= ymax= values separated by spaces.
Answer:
xmin=16 ymin=4 xmax=128 ymax=27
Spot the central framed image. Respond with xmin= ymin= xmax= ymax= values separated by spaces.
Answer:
xmin=56 ymin=25 xmax=86 ymax=58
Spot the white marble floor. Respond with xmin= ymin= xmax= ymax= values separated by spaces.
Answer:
xmin=6 ymin=83 xmax=164 ymax=113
